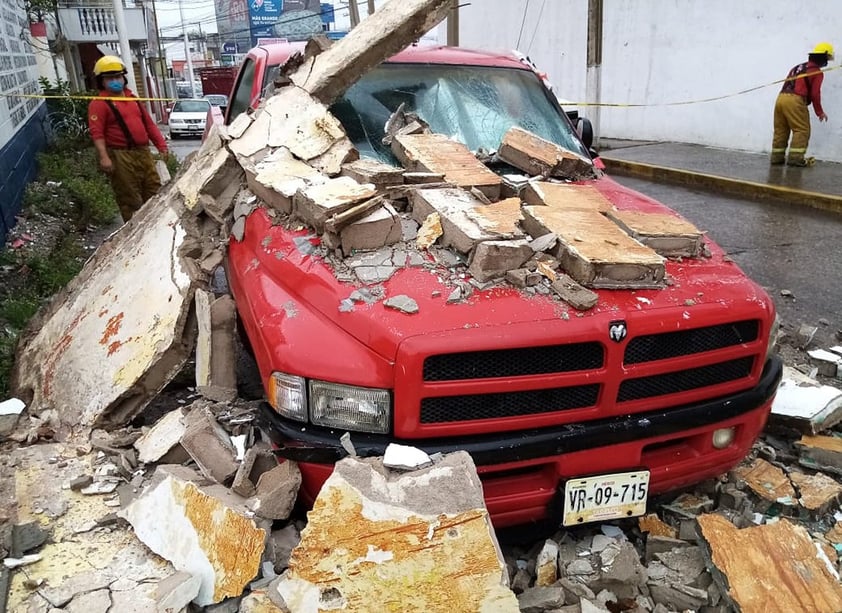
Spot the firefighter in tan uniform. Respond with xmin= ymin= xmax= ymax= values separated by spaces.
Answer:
xmin=771 ymin=42 xmax=833 ymax=166
xmin=87 ymin=56 xmax=169 ymax=221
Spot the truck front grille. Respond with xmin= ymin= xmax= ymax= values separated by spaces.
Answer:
xmin=624 ymin=320 xmax=759 ymax=364
xmin=412 ymin=320 xmax=764 ymax=430
xmin=423 ymin=342 xmax=603 ymax=381
xmin=617 ymin=357 xmax=754 ymax=402
xmin=420 ymin=384 xmax=600 ymax=423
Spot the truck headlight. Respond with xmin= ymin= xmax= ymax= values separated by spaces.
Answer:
xmin=309 ymin=381 xmax=391 ymax=434
xmin=268 ymin=372 xmax=307 ymax=422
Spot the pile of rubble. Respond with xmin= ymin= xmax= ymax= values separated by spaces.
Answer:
xmin=5 ymin=381 xmax=842 ymax=612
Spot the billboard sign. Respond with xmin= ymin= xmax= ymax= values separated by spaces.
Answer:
xmin=320 ymin=3 xmax=335 ymax=24
xmin=248 ymin=0 xmax=281 ymax=45
xmin=222 ymin=41 xmax=239 ymax=54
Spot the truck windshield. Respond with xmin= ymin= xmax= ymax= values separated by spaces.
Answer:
xmin=329 ymin=63 xmax=587 ymax=164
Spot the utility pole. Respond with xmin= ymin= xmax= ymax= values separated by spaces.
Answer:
xmin=111 ymin=0 xmax=138 ymax=92
xmin=348 ymin=0 xmax=361 ymax=28
xmin=195 ymin=21 xmax=204 ymax=58
xmin=446 ymin=0 xmax=458 ymax=46
xmin=151 ymin=0 xmax=169 ymax=100
xmin=586 ymin=0 xmax=603 ymax=148
xmin=179 ymin=0 xmax=196 ymax=97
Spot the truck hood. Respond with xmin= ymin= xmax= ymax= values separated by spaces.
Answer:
xmin=231 ymin=175 xmax=773 ymax=362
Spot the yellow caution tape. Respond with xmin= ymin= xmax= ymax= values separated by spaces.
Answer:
xmin=571 ymin=65 xmax=840 ymax=108
xmin=1 ymin=64 xmax=838 ymax=108
xmin=0 ymin=93 xmax=179 ymax=102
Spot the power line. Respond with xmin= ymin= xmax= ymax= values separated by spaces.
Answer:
xmin=516 ymin=0 xmax=530 ymax=49
xmin=526 ymin=0 xmax=545 ymax=55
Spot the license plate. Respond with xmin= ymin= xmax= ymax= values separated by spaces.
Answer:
xmin=562 ymin=470 xmax=650 ymax=526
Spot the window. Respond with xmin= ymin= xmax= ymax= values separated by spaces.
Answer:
xmin=227 ymin=58 xmax=257 ymax=124
xmin=172 ymin=100 xmax=211 ymax=113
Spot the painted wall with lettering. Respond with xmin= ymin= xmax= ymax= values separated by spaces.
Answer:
xmin=0 ymin=0 xmax=47 ymax=244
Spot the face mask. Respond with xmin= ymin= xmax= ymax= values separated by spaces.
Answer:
xmin=106 ymin=80 xmax=124 ymax=93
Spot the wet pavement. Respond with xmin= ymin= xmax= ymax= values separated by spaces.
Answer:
xmin=598 ymin=139 xmax=842 ymax=214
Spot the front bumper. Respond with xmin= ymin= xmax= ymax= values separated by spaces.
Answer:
xmin=259 ymin=356 xmax=781 ymax=463
xmin=258 ymin=356 xmax=782 ymax=526
xmin=169 ymin=125 xmax=205 ymax=135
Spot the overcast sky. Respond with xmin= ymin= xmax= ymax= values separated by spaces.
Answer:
xmin=152 ymin=0 xmax=360 ymax=39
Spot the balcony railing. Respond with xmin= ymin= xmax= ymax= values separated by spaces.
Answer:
xmin=58 ymin=6 xmax=148 ymax=43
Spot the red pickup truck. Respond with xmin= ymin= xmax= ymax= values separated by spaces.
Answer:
xmin=217 ymin=42 xmax=781 ymax=528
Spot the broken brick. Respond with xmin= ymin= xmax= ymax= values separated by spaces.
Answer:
xmin=180 ymin=408 xmax=239 ymax=484
xmin=232 ymin=444 xmax=278 ymax=498
xmin=411 ymin=188 xmax=516 ymax=254
xmin=550 ymin=273 xmax=599 ymax=310
xmin=247 ymin=461 xmax=302 ymax=520
xmin=534 ymin=539 xmax=559 ymax=587
xmin=293 ymin=176 xmax=378 ymax=233
xmin=341 ymin=158 xmax=404 ymax=188
xmin=521 ymin=181 xmax=610 ymax=212
xmin=731 ymin=458 xmax=796 ymax=504
xmin=195 ymin=290 xmax=238 ymax=403
xmin=498 ymin=126 xmax=593 ymax=179
xmin=607 ymin=209 xmax=703 ymax=258
xmin=468 ymin=239 xmax=533 ymax=282
xmin=340 ymin=200 xmax=402 ymax=255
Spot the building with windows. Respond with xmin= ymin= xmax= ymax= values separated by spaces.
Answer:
xmin=0 ymin=2 xmax=48 ymax=244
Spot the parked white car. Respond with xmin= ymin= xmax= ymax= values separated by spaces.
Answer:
xmin=168 ymin=99 xmax=211 ymax=139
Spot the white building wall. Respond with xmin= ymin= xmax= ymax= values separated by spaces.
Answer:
xmin=458 ymin=0 xmax=842 ymax=162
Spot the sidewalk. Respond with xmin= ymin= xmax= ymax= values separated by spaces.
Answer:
xmin=598 ymin=139 xmax=842 ymax=215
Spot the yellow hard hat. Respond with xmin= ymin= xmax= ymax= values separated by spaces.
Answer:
xmin=93 ymin=55 xmax=127 ymax=76
xmin=811 ymin=42 xmax=834 ymax=58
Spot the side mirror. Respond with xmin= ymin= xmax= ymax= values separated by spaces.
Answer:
xmin=576 ymin=117 xmax=594 ymax=151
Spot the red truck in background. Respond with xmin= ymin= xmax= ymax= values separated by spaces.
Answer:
xmin=214 ymin=42 xmax=782 ymax=528
xmin=197 ymin=66 xmax=238 ymax=97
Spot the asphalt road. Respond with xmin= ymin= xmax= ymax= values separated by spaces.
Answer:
xmin=167 ymin=131 xmax=203 ymax=160
xmin=616 ymin=176 xmax=842 ymax=347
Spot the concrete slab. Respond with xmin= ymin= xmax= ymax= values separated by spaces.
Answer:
xmin=10 ymin=191 xmax=194 ymax=429
xmin=119 ymin=465 xmax=269 ymax=606
xmin=522 ymin=206 xmax=665 ymax=289
xmin=393 ymin=134 xmax=503 ymax=200
xmin=769 ymin=366 xmax=842 ymax=434
xmin=697 ymin=514 xmax=842 ymax=612
xmin=273 ymin=452 xmax=518 ymax=612
xmin=287 ymin=0 xmax=454 ymax=104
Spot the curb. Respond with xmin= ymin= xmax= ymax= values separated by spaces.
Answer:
xmin=601 ymin=157 xmax=842 ymax=216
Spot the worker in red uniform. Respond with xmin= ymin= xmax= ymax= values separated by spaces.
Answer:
xmin=771 ymin=42 xmax=834 ymax=166
xmin=87 ymin=55 xmax=169 ymax=222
